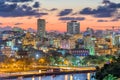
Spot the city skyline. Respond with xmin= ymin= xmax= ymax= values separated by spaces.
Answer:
xmin=0 ymin=0 xmax=120 ymax=32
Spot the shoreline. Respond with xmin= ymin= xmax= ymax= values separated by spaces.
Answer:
xmin=1 ymin=70 xmax=96 ymax=79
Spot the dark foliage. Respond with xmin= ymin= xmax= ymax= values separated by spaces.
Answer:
xmin=96 ymin=55 xmax=120 ymax=80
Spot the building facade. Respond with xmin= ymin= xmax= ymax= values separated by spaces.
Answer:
xmin=67 ymin=21 xmax=80 ymax=34
xmin=37 ymin=19 xmax=46 ymax=38
xmin=69 ymin=49 xmax=89 ymax=57
xmin=22 ymin=32 xmax=36 ymax=48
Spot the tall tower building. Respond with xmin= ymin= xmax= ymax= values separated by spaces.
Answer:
xmin=37 ymin=19 xmax=46 ymax=38
xmin=67 ymin=21 xmax=80 ymax=34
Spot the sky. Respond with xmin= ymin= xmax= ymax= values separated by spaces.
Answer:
xmin=0 ymin=0 xmax=120 ymax=32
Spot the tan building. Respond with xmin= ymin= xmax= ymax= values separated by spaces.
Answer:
xmin=53 ymin=34 xmax=83 ymax=49
xmin=95 ymin=36 xmax=118 ymax=55
xmin=22 ymin=32 xmax=36 ymax=48
xmin=53 ymin=38 xmax=61 ymax=48
xmin=1 ymin=47 xmax=12 ymax=57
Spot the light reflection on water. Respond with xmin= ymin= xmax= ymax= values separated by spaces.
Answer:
xmin=5 ymin=73 xmax=96 ymax=80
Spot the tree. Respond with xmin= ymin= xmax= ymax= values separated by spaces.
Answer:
xmin=96 ymin=56 xmax=120 ymax=80
xmin=103 ymin=74 xmax=118 ymax=80
xmin=49 ymin=56 xmax=55 ymax=65
xmin=38 ymin=58 xmax=46 ymax=65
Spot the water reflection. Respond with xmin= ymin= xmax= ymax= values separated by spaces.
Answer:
xmin=6 ymin=73 xmax=95 ymax=80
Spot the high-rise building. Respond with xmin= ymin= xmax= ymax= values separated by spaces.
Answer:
xmin=67 ymin=21 xmax=80 ymax=34
xmin=84 ymin=36 xmax=95 ymax=55
xmin=37 ymin=19 xmax=46 ymax=38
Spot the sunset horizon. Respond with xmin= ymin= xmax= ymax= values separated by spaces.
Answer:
xmin=0 ymin=0 xmax=120 ymax=32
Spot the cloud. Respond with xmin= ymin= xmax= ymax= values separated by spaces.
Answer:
xmin=0 ymin=23 xmax=3 ymax=25
xmin=6 ymin=0 xmax=32 ymax=2
xmin=111 ymin=16 xmax=120 ymax=21
xmin=102 ymin=0 xmax=110 ymax=4
xmin=34 ymin=13 xmax=48 ymax=18
xmin=33 ymin=2 xmax=40 ymax=8
xmin=72 ymin=12 xmax=78 ymax=15
xmin=0 ymin=3 xmax=17 ymax=12
xmin=80 ymin=6 xmax=115 ymax=18
xmin=0 ymin=0 xmax=48 ymax=17
xmin=59 ymin=17 xmax=85 ymax=21
xmin=58 ymin=9 xmax=73 ymax=16
xmin=110 ymin=19 xmax=119 ymax=22
xmin=0 ymin=2 xmax=48 ymax=17
xmin=80 ymin=1 xmax=120 ymax=18
xmin=41 ymin=8 xmax=58 ymax=12
xmin=80 ymin=8 xmax=94 ymax=15
xmin=14 ymin=23 xmax=23 ymax=25
xmin=109 ymin=3 xmax=120 ymax=8
xmin=97 ymin=20 xmax=108 ymax=22
xmin=50 ymin=8 xmax=58 ymax=11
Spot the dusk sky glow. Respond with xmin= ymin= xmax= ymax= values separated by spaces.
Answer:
xmin=0 ymin=0 xmax=120 ymax=32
